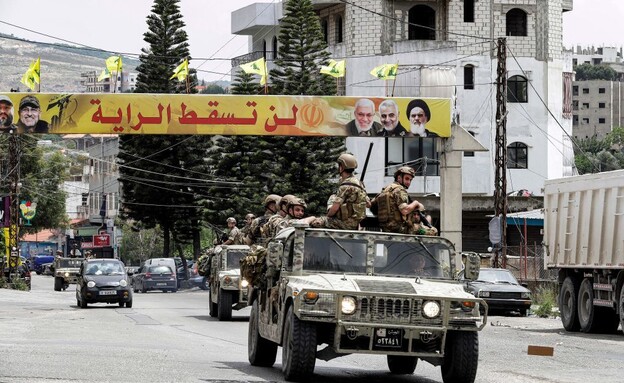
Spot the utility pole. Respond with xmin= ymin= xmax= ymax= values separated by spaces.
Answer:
xmin=7 ymin=134 xmax=21 ymax=279
xmin=494 ymin=37 xmax=508 ymax=268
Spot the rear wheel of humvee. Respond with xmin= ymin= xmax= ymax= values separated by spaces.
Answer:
xmin=282 ymin=306 xmax=316 ymax=381
xmin=387 ymin=355 xmax=417 ymax=374
xmin=218 ymin=289 xmax=233 ymax=321
xmin=441 ymin=330 xmax=478 ymax=383
xmin=54 ymin=277 xmax=63 ymax=291
xmin=248 ymin=300 xmax=277 ymax=367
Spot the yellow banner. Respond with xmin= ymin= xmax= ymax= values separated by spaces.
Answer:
xmin=0 ymin=93 xmax=452 ymax=137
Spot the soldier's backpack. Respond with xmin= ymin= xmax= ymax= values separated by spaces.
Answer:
xmin=370 ymin=184 xmax=401 ymax=224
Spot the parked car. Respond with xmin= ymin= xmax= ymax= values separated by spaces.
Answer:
xmin=76 ymin=258 xmax=133 ymax=308
xmin=462 ymin=267 xmax=532 ymax=316
xmin=133 ymin=264 xmax=177 ymax=293
xmin=32 ymin=255 xmax=55 ymax=275
xmin=186 ymin=262 xmax=208 ymax=290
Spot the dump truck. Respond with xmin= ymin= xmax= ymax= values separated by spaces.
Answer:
xmin=245 ymin=223 xmax=486 ymax=383
xmin=543 ymin=169 xmax=624 ymax=334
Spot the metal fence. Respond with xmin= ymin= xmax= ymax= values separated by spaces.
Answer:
xmin=484 ymin=243 xmax=557 ymax=283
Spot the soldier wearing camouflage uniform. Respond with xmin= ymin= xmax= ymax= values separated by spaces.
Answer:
xmin=264 ymin=194 xmax=294 ymax=239
xmin=309 ymin=153 xmax=368 ymax=230
xmin=372 ymin=166 xmax=425 ymax=234
xmin=223 ymin=217 xmax=241 ymax=245
xmin=245 ymin=194 xmax=281 ymax=246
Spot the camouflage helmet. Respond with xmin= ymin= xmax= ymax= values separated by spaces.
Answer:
xmin=394 ymin=166 xmax=415 ymax=178
xmin=336 ymin=153 xmax=358 ymax=171
xmin=226 ymin=217 xmax=236 ymax=224
xmin=279 ymin=194 xmax=296 ymax=208
xmin=263 ymin=194 xmax=282 ymax=207
xmin=287 ymin=197 xmax=307 ymax=210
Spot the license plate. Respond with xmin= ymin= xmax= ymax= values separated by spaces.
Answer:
xmin=99 ymin=290 xmax=117 ymax=295
xmin=374 ymin=328 xmax=402 ymax=348
xmin=156 ymin=283 xmax=167 ymax=286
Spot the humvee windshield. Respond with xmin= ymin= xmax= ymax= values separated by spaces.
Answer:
xmin=225 ymin=251 xmax=247 ymax=270
xmin=58 ymin=258 xmax=83 ymax=268
xmin=302 ymin=236 xmax=452 ymax=279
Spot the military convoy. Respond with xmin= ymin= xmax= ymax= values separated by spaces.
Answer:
xmin=244 ymin=223 xmax=486 ymax=383
xmin=207 ymin=244 xmax=252 ymax=321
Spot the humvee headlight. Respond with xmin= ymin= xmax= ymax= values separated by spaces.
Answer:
xmin=241 ymin=279 xmax=249 ymax=288
xmin=64 ymin=272 xmax=70 ymax=277
xmin=87 ymin=281 xmax=96 ymax=288
xmin=119 ymin=279 xmax=128 ymax=287
xmin=341 ymin=296 xmax=357 ymax=315
xmin=422 ymin=300 xmax=441 ymax=318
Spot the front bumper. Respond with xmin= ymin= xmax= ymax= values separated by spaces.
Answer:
xmin=83 ymin=287 xmax=132 ymax=303
xmin=483 ymin=298 xmax=531 ymax=312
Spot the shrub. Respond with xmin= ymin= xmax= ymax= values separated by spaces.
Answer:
xmin=533 ymin=284 xmax=558 ymax=318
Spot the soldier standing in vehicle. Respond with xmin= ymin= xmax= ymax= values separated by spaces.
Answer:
xmin=265 ymin=194 xmax=294 ymax=239
xmin=238 ymin=213 xmax=255 ymax=243
xmin=371 ymin=166 xmax=426 ymax=234
xmin=284 ymin=197 xmax=307 ymax=225
xmin=222 ymin=217 xmax=240 ymax=245
xmin=245 ymin=194 xmax=281 ymax=246
xmin=308 ymin=153 xmax=368 ymax=230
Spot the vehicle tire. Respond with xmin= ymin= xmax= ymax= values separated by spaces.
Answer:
xmin=126 ymin=299 xmax=133 ymax=308
xmin=441 ymin=330 xmax=479 ymax=383
xmin=141 ymin=283 xmax=147 ymax=294
xmin=387 ymin=355 xmax=417 ymax=374
xmin=282 ymin=306 xmax=317 ymax=382
xmin=54 ymin=277 xmax=63 ymax=291
xmin=36 ymin=270 xmax=41 ymax=275
xmin=248 ymin=300 xmax=277 ymax=367
xmin=519 ymin=308 xmax=528 ymax=317
xmin=172 ymin=288 xmax=178 ymax=293
xmin=209 ymin=290 xmax=217 ymax=318
xmin=560 ymin=276 xmax=580 ymax=331
xmin=578 ymin=278 xmax=601 ymax=333
xmin=200 ymin=277 xmax=209 ymax=290
xmin=79 ymin=294 xmax=88 ymax=309
xmin=119 ymin=301 xmax=124 ymax=307
xmin=218 ymin=289 xmax=233 ymax=321
xmin=619 ymin=287 xmax=624 ymax=333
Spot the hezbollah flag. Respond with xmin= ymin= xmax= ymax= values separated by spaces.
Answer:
xmin=106 ymin=55 xmax=123 ymax=72
xmin=20 ymin=58 xmax=41 ymax=90
xmin=370 ymin=63 xmax=398 ymax=80
xmin=98 ymin=68 xmax=111 ymax=82
xmin=240 ymin=57 xmax=267 ymax=85
xmin=320 ymin=59 xmax=345 ymax=78
xmin=170 ymin=58 xmax=189 ymax=81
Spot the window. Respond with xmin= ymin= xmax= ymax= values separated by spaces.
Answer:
xmin=582 ymin=88 xmax=589 ymax=94
xmin=507 ymin=142 xmax=528 ymax=169
xmin=335 ymin=16 xmax=343 ymax=43
xmin=599 ymin=102 xmax=606 ymax=108
xmin=572 ymin=85 xmax=578 ymax=96
xmin=599 ymin=88 xmax=606 ymax=94
xmin=599 ymin=118 xmax=606 ymax=124
xmin=572 ymin=100 xmax=579 ymax=110
xmin=322 ymin=19 xmax=328 ymax=44
xmin=464 ymin=65 xmax=474 ymax=90
xmin=582 ymin=118 xmax=589 ymax=124
xmin=408 ymin=5 xmax=436 ymax=40
xmin=464 ymin=0 xmax=475 ymax=22
xmin=506 ymin=8 xmax=527 ymax=37
xmin=582 ymin=103 xmax=589 ymax=109
xmin=572 ymin=115 xmax=579 ymax=125
xmin=272 ymin=36 xmax=278 ymax=59
xmin=507 ymin=75 xmax=528 ymax=103
xmin=385 ymin=138 xmax=439 ymax=177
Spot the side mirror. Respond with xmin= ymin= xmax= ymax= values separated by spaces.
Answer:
xmin=463 ymin=253 xmax=480 ymax=281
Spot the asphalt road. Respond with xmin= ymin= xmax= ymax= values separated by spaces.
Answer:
xmin=1 ymin=274 xmax=623 ymax=383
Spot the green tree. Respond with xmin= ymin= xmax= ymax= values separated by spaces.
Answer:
xmin=268 ymin=0 xmax=345 ymax=214
xmin=200 ymin=83 xmax=227 ymax=94
xmin=574 ymin=63 xmax=618 ymax=81
xmin=118 ymin=0 xmax=210 ymax=259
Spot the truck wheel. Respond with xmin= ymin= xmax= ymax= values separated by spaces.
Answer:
xmin=218 ymin=289 xmax=233 ymax=321
xmin=387 ymin=355 xmax=417 ymax=374
xmin=54 ymin=277 xmax=63 ymax=291
xmin=578 ymin=278 xmax=600 ymax=333
xmin=248 ymin=300 xmax=277 ymax=367
xmin=441 ymin=331 xmax=479 ymax=383
xmin=282 ymin=306 xmax=317 ymax=381
xmin=620 ymin=287 xmax=624 ymax=333
xmin=560 ymin=277 xmax=580 ymax=331
xmin=208 ymin=290 xmax=217 ymax=318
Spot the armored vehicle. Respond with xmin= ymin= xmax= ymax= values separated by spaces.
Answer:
xmin=246 ymin=224 xmax=486 ymax=383
xmin=54 ymin=256 xmax=84 ymax=291
xmin=208 ymin=244 xmax=252 ymax=321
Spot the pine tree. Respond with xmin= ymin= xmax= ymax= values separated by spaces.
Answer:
xmin=118 ymin=0 xmax=210 ymax=258
xmin=268 ymin=0 xmax=345 ymax=214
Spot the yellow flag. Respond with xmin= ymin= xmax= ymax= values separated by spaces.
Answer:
xmin=106 ymin=55 xmax=122 ymax=72
xmin=170 ymin=58 xmax=189 ymax=81
xmin=98 ymin=68 xmax=110 ymax=82
xmin=370 ymin=63 xmax=399 ymax=80
xmin=240 ymin=57 xmax=266 ymax=76
xmin=31 ymin=57 xmax=41 ymax=84
xmin=20 ymin=67 xmax=37 ymax=91
xmin=320 ymin=59 xmax=345 ymax=78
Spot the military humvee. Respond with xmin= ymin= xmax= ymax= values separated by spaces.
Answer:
xmin=54 ymin=256 xmax=84 ymax=291
xmin=246 ymin=224 xmax=486 ymax=383
xmin=208 ymin=244 xmax=252 ymax=321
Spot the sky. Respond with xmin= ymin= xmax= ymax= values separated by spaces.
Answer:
xmin=0 ymin=0 xmax=622 ymax=82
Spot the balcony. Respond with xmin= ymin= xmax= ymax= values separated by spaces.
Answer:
xmin=231 ymin=51 xmax=278 ymax=70
xmin=231 ymin=2 xmax=282 ymax=35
